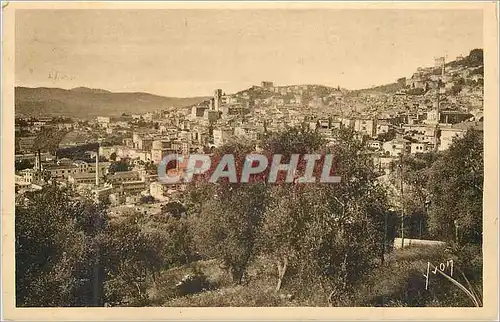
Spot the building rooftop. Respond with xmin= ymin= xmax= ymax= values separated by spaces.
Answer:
xmin=451 ymin=121 xmax=483 ymax=131
xmin=108 ymin=171 xmax=140 ymax=179
xmin=43 ymin=163 xmax=78 ymax=170
xmin=70 ymin=172 xmax=103 ymax=179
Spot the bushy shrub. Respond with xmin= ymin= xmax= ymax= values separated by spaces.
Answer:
xmin=348 ymin=245 xmax=482 ymax=307
xmin=175 ymin=269 xmax=211 ymax=297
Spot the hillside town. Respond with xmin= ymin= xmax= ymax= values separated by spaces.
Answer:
xmin=15 ymin=50 xmax=484 ymax=216
xmin=10 ymin=1 xmax=496 ymax=312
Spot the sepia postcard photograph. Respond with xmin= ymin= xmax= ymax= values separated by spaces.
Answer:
xmin=1 ymin=1 xmax=499 ymax=321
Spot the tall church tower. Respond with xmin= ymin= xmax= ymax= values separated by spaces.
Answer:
xmin=213 ymin=89 xmax=222 ymax=112
xmin=34 ymin=149 xmax=42 ymax=172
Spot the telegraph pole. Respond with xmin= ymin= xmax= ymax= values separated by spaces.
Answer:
xmin=92 ymin=208 xmax=102 ymax=306
xmin=92 ymin=144 xmax=103 ymax=306
xmin=382 ymin=211 xmax=388 ymax=265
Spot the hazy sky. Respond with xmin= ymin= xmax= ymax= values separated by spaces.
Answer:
xmin=16 ymin=9 xmax=483 ymax=97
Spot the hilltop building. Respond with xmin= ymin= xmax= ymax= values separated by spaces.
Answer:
xmin=261 ymin=81 xmax=274 ymax=88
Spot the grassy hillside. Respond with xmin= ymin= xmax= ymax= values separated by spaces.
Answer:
xmin=15 ymin=87 xmax=208 ymax=119
xmin=350 ymin=82 xmax=404 ymax=96
xmin=141 ymin=244 xmax=482 ymax=307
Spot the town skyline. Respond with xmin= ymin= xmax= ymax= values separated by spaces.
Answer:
xmin=16 ymin=9 xmax=482 ymax=97
xmin=10 ymin=3 xmax=492 ymax=314
xmin=14 ymin=43 xmax=477 ymax=98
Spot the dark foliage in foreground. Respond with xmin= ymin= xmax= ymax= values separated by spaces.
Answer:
xmin=15 ymin=128 xmax=483 ymax=307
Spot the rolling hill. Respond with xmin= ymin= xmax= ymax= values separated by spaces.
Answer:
xmin=350 ymin=49 xmax=483 ymax=97
xmin=348 ymin=82 xmax=404 ymax=96
xmin=15 ymin=87 xmax=209 ymax=119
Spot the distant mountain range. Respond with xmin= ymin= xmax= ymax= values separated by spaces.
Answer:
xmin=16 ymin=49 xmax=482 ymax=119
xmin=15 ymin=87 xmax=209 ymax=119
